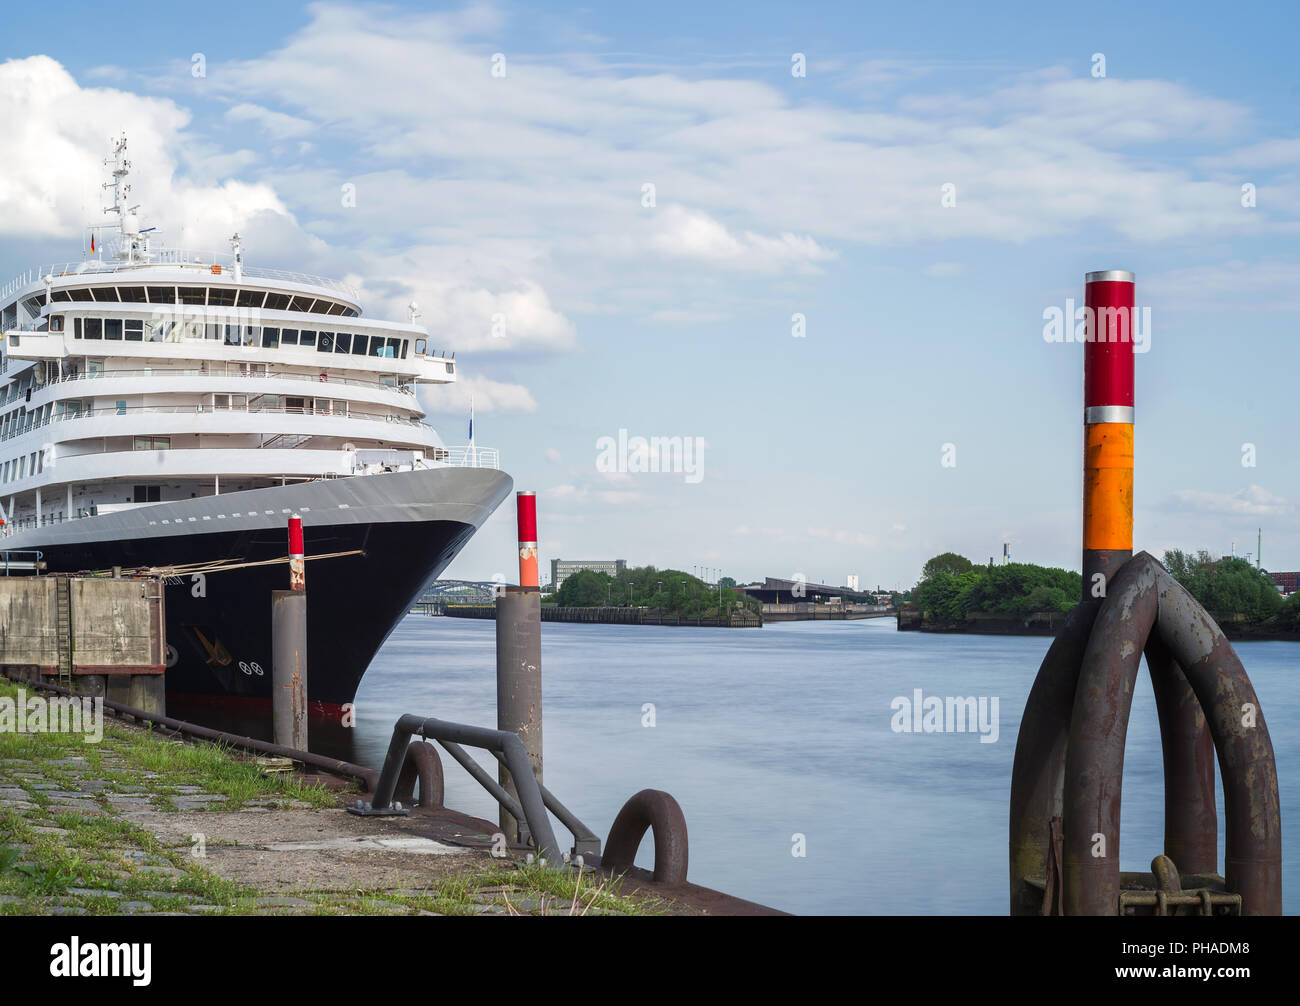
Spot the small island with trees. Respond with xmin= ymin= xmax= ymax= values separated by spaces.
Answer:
xmin=901 ymin=549 xmax=1300 ymax=639
xmin=443 ymin=565 xmax=763 ymax=627
xmin=548 ymin=565 xmax=758 ymax=617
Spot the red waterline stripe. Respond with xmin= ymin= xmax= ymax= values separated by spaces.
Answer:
xmin=166 ymin=691 xmax=350 ymax=721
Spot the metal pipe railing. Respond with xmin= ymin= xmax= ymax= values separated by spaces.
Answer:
xmin=490 ymin=750 xmax=601 ymax=859
xmin=360 ymin=714 xmax=571 ymax=866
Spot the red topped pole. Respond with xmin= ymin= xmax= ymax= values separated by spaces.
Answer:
xmin=1083 ymin=271 xmax=1136 ymax=417
xmin=1081 ymin=270 xmax=1135 ymax=600
xmin=288 ymin=514 xmax=305 ymax=591
xmin=516 ymin=491 xmax=538 ymax=589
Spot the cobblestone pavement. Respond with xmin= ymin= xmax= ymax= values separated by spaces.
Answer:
xmin=0 ymin=684 xmax=657 ymax=917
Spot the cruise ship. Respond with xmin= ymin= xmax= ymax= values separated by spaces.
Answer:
xmin=0 ymin=136 xmax=512 ymax=716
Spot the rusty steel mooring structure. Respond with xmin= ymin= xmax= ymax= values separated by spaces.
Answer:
xmin=1009 ymin=270 xmax=1282 ymax=916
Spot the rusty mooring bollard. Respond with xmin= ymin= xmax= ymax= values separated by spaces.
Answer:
xmin=603 ymin=789 xmax=689 ymax=886
xmin=1009 ymin=270 xmax=1281 ymax=916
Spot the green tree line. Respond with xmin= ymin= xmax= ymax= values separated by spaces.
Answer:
xmin=913 ymin=547 xmax=1290 ymax=626
xmin=1161 ymin=549 xmax=1282 ymax=623
xmin=1276 ymin=592 xmax=1300 ymax=631
xmin=547 ymin=565 xmax=760 ymax=617
xmin=912 ymin=552 xmax=1081 ymax=621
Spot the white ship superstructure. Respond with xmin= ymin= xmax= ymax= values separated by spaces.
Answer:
xmin=0 ymin=136 xmax=512 ymax=712
xmin=0 ymin=136 xmax=488 ymax=532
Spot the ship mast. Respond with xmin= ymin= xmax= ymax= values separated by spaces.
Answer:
xmin=97 ymin=133 xmax=154 ymax=265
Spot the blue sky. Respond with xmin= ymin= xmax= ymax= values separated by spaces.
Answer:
xmin=2 ymin=1 xmax=1297 ymax=587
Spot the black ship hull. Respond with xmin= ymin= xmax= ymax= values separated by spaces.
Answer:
xmin=35 ymin=517 xmax=474 ymax=715
xmin=4 ymin=466 xmax=513 ymax=719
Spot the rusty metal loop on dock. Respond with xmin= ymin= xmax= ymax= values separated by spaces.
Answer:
xmin=603 ymin=789 xmax=689 ymax=885
xmin=1064 ymin=553 xmax=1281 ymax=915
xmin=394 ymin=740 xmax=444 ymax=808
xmin=1010 ymin=551 xmax=1282 ymax=916
xmin=1008 ymin=599 xmax=1098 ymax=915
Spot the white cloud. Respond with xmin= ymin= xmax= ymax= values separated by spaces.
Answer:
xmin=196 ymin=3 xmax=1294 ymax=268
xmin=1168 ymin=485 xmax=1290 ymax=517
xmin=418 ymin=374 xmax=537 ymax=417
xmin=1144 ymin=261 xmax=1300 ymax=313
xmin=1197 ymin=138 xmax=1300 ymax=172
xmin=225 ymin=103 xmax=315 ymax=140
xmin=542 ymin=483 xmax=641 ymax=506
xmin=650 ymin=308 xmax=728 ymax=323
xmin=5 ymin=8 xmax=1300 ymax=434
xmin=354 ymin=246 xmax=578 ymax=353
xmin=649 ymin=206 xmax=834 ymax=273
xmin=597 ymin=490 xmax=642 ymax=504
xmin=0 ymin=56 xmax=291 ymax=245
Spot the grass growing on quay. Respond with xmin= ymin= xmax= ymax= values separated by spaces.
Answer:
xmin=0 ymin=678 xmax=680 ymax=917
xmin=0 ymin=676 xmax=335 ymax=915
xmin=344 ymin=862 xmax=667 ymax=917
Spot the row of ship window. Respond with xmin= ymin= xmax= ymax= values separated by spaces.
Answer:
xmin=3 ymin=449 xmax=45 ymax=484
xmin=2 ymin=438 xmax=172 ymax=486
xmin=1 ymin=401 xmax=54 ymax=438
xmin=1 ymin=394 xmax=361 ymax=433
xmin=55 ymin=319 xmax=408 ymax=361
xmin=1 ymin=361 xmax=408 ymax=405
xmin=56 ymin=316 xmax=412 ymax=359
xmin=39 ymin=286 xmax=358 ymax=315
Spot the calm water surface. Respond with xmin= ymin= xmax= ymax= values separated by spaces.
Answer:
xmin=336 ymin=614 xmax=1299 ymax=916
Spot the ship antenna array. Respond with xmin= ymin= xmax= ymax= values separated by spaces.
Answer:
xmin=91 ymin=132 xmax=157 ymax=265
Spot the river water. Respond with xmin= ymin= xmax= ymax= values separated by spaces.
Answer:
xmin=338 ymin=614 xmax=1298 ymax=916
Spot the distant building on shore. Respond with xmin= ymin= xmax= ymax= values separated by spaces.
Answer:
xmin=738 ymin=576 xmax=864 ymax=604
xmin=1268 ymin=571 xmax=1299 ymax=596
xmin=550 ymin=558 xmax=627 ymax=590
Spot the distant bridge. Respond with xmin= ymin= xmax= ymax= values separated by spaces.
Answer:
xmin=737 ymin=577 xmax=887 ymax=605
xmin=411 ymin=579 xmax=504 ymax=613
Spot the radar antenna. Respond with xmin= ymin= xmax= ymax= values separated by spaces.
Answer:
xmin=94 ymin=133 xmax=156 ymax=265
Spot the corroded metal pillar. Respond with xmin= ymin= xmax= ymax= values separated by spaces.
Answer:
xmin=273 ymin=516 xmax=307 ymax=750
xmin=496 ymin=492 xmax=542 ymax=843
xmin=272 ymin=591 xmax=307 ymax=750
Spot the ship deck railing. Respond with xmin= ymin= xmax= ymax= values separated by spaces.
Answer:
xmin=4 ymin=366 xmax=418 ymax=398
xmin=0 ymin=550 xmax=44 ymax=574
xmin=435 ymin=446 xmax=500 ymax=468
xmin=0 ymin=403 xmax=436 ymax=444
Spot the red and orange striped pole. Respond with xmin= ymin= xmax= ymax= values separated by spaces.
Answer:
xmin=516 ymin=491 xmax=539 ymax=589
xmin=288 ymin=514 xmax=306 ymax=591
xmin=1082 ymin=270 xmax=1135 ymax=600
